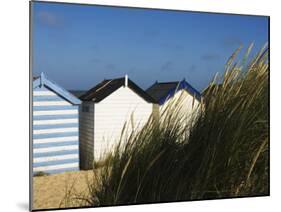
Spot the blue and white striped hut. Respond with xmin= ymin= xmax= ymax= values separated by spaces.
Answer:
xmin=33 ymin=73 xmax=81 ymax=174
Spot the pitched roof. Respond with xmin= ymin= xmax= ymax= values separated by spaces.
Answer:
xmin=146 ymin=79 xmax=202 ymax=105
xmin=146 ymin=82 xmax=179 ymax=103
xmin=80 ymin=77 xmax=156 ymax=103
xmin=33 ymin=72 xmax=81 ymax=105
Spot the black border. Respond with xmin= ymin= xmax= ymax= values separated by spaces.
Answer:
xmin=29 ymin=1 xmax=270 ymax=211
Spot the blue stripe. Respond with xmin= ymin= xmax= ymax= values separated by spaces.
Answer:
xmin=33 ymin=149 xmax=79 ymax=158
xmin=34 ymin=140 xmax=78 ymax=148
xmin=33 ymin=114 xmax=78 ymax=120
xmin=33 ymin=167 xmax=79 ymax=175
xmin=33 ymin=95 xmax=64 ymax=102
xmin=33 ymin=105 xmax=77 ymax=111
xmin=33 ymin=131 xmax=78 ymax=139
xmin=33 ymin=86 xmax=77 ymax=105
xmin=33 ymin=123 xmax=78 ymax=130
xmin=33 ymin=158 xmax=79 ymax=168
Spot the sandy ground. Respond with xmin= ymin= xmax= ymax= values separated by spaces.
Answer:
xmin=32 ymin=170 xmax=96 ymax=210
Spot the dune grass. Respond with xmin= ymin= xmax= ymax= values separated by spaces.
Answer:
xmin=71 ymin=45 xmax=269 ymax=207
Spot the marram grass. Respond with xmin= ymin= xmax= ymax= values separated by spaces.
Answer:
xmin=69 ymin=45 xmax=269 ymax=207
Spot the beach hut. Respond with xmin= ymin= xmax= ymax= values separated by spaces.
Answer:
xmin=33 ymin=73 xmax=81 ymax=174
xmin=79 ymin=75 xmax=155 ymax=169
xmin=146 ymin=79 xmax=202 ymax=120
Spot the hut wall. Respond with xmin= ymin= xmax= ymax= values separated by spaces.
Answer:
xmin=33 ymin=86 xmax=79 ymax=174
xmin=160 ymin=90 xmax=201 ymax=120
xmin=94 ymin=86 xmax=153 ymax=160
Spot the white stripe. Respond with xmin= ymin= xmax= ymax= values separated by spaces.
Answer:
xmin=34 ymin=136 xmax=78 ymax=144
xmin=33 ymin=118 xmax=78 ymax=125
xmin=33 ymin=91 xmax=56 ymax=96
xmin=33 ymin=110 xmax=78 ymax=116
xmin=33 ymin=101 xmax=71 ymax=106
xmin=33 ymin=127 xmax=78 ymax=135
xmin=33 ymin=145 xmax=78 ymax=153
xmin=33 ymin=154 xmax=78 ymax=163
xmin=33 ymin=162 xmax=79 ymax=172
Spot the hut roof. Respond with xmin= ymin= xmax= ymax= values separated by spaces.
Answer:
xmin=80 ymin=77 xmax=156 ymax=103
xmin=146 ymin=79 xmax=202 ymax=105
xmin=33 ymin=72 xmax=81 ymax=105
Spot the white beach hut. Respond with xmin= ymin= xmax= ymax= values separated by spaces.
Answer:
xmin=146 ymin=79 xmax=202 ymax=120
xmin=79 ymin=75 xmax=155 ymax=169
xmin=33 ymin=73 xmax=81 ymax=174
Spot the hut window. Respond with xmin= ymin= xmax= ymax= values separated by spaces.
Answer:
xmin=82 ymin=105 xmax=89 ymax=112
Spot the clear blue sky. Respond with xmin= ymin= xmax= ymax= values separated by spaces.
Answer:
xmin=32 ymin=2 xmax=268 ymax=91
